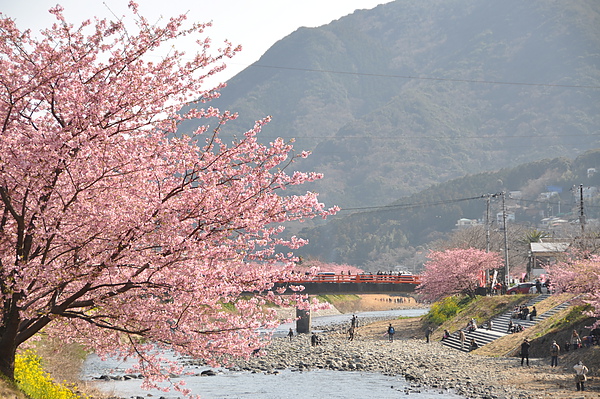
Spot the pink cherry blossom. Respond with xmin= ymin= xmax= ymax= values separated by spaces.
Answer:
xmin=546 ymin=252 xmax=600 ymax=328
xmin=0 ymin=5 xmax=336 ymax=393
xmin=417 ymin=248 xmax=503 ymax=301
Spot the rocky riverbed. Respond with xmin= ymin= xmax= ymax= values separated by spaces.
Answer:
xmin=183 ymin=317 xmax=596 ymax=399
xmin=89 ymin=308 xmax=598 ymax=399
xmin=210 ymin=333 xmax=531 ymax=399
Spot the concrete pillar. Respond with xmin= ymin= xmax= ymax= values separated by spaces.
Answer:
xmin=295 ymin=308 xmax=311 ymax=333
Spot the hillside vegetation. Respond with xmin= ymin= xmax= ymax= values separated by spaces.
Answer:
xmin=296 ymin=150 xmax=600 ymax=268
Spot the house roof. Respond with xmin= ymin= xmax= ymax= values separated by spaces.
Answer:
xmin=530 ymin=242 xmax=570 ymax=254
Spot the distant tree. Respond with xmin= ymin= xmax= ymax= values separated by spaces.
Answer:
xmin=0 ymin=3 xmax=337 ymax=391
xmin=417 ymin=248 xmax=503 ymax=301
xmin=546 ymin=253 xmax=600 ymax=328
xmin=519 ymin=229 xmax=551 ymax=244
xmin=430 ymin=224 xmax=532 ymax=278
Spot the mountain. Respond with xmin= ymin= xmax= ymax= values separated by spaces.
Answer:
xmin=295 ymin=149 xmax=600 ymax=268
xmin=181 ymin=0 xmax=600 ymax=211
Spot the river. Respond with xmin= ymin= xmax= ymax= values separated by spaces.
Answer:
xmin=82 ymin=308 xmax=466 ymax=399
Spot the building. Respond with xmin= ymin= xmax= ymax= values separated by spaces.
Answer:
xmin=528 ymin=239 xmax=570 ymax=280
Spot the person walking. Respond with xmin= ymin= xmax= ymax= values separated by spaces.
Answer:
xmin=387 ymin=323 xmax=395 ymax=342
xmin=520 ymin=338 xmax=530 ymax=366
xmin=550 ymin=340 xmax=560 ymax=367
xmin=347 ymin=326 xmax=355 ymax=341
xmin=573 ymin=360 xmax=588 ymax=391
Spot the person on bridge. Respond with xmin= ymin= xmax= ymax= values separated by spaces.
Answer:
xmin=387 ymin=324 xmax=395 ymax=342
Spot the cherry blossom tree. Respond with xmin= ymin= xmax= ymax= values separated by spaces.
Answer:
xmin=417 ymin=248 xmax=503 ymax=301
xmin=0 ymin=2 xmax=337 ymax=390
xmin=546 ymin=253 xmax=600 ymax=328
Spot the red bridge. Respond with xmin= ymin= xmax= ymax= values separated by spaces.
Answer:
xmin=273 ymin=273 xmax=422 ymax=295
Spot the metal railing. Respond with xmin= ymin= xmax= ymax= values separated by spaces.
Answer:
xmin=278 ymin=274 xmax=421 ymax=285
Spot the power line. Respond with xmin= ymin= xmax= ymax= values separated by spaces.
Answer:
xmin=340 ymin=195 xmax=484 ymax=212
xmin=247 ymin=63 xmax=600 ymax=90
xmin=338 ymin=194 xmax=600 ymax=213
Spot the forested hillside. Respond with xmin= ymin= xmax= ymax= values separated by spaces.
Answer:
xmin=294 ymin=150 xmax=600 ymax=269
xmin=180 ymin=0 xmax=600 ymax=211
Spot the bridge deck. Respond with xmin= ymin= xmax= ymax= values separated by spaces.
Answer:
xmin=273 ymin=274 xmax=421 ymax=295
xmin=279 ymin=274 xmax=421 ymax=285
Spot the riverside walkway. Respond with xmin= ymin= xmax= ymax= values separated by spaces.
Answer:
xmin=441 ymin=294 xmax=571 ymax=352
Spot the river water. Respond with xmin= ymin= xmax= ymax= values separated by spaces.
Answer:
xmin=82 ymin=308 xmax=466 ymax=399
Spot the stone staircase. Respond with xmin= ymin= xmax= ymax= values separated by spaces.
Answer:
xmin=441 ymin=294 xmax=571 ymax=352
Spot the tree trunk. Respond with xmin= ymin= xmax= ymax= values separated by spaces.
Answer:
xmin=0 ymin=294 xmax=22 ymax=381
xmin=0 ymin=342 xmax=16 ymax=380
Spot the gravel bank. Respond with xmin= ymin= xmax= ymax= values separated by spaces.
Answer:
xmin=220 ymin=332 xmax=537 ymax=399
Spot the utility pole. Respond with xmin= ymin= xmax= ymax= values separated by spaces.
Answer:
xmin=485 ymin=194 xmax=491 ymax=253
xmin=502 ymin=192 xmax=509 ymax=286
xmin=579 ymin=184 xmax=586 ymax=235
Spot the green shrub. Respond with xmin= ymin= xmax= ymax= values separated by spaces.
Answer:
xmin=425 ymin=295 xmax=474 ymax=325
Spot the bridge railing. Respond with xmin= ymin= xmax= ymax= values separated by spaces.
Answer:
xmin=278 ymin=274 xmax=421 ymax=285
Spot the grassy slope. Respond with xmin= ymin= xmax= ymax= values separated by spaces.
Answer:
xmin=426 ymin=293 xmax=600 ymax=373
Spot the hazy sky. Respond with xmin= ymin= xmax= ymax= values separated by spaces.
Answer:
xmin=2 ymin=0 xmax=391 ymax=85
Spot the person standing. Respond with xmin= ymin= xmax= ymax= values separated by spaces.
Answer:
xmin=573 ymin=360 xmax=588 ymax=391
xmin=287 ymin=328 xmax=294 ymax=342
xmin=572 ymin=330 xmax=582 ymax=350
xmin=425 ymin=326 xmax=433 ymax=343
xmin=459 ymin=329 xmax=466 ymax=350
xmin=387 ymin=323 xmax=395 ymax=342
xmin=550 ymin=340 xmax=560 ymax=367
xmin=521 ymin=338 xmax=530 ymax=366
